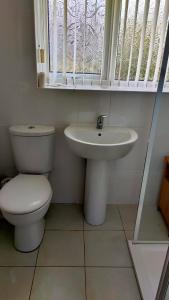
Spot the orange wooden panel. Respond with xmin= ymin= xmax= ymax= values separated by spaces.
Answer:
xmin=159 ymin=157 xmax=169 ymax=226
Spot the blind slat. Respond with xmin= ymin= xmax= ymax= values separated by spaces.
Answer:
xmin=127 ymin=0 xmax=139 ymax=83
xmin=82 ymin=0 xmax=87 ymax=82
xmin=110 ymin=0 xmax=122 ymax=82
xmin=92 ymin=0 xmax=99 ymax=80
xmin=63 ymin=0 xmax=67 ymax=80
xmin=52 ymin=0 xmax=58 ymax=72
xmin=153 ymin=0 xmax=169 ymax=84
xmin=101 ymin=0 xmax=114 ymax=81
xmin=135 ymin=0 xmax=150 ymax=82
xmin=73 ymin=0 xmax=77 ymax=78
xmin=118 ymin=0 xmax=129 ymax=82
xmin=144 ymin=0 xmax=160 ymax=84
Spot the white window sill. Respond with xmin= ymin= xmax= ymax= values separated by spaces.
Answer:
xmin=37 ymin=74 xmax=169 ymax=92
xmin=40 ymin=83 xmax=169 ymax=93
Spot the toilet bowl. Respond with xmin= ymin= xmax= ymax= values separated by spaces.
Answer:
xmin=0 ymin=125 xmax=55 ymax=252
xmin=0 ymin=174 xmax=52 ymax=252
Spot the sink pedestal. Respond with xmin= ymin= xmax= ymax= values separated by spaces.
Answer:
xmin=84 ymin=160 xmax=108 ymax=225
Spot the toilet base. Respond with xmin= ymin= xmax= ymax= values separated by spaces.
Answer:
xmin=15 ymin=218 xmax=45 ymax=252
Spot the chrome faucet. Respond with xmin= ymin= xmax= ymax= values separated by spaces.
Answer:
xmin=96 ymin=115 xmax=108 ymax=130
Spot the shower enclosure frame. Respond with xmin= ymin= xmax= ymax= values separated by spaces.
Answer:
xmin=129 ymin=18 xmax=169 ymax=300
xmin=155 ymin=246 xmax=169 ymax=300
xmin=134 ymin=19 xmax=169 ymax=243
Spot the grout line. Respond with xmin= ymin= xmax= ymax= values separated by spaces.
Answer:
xmin=45 ymin=228 xmax=84 ymax=231
xmin=45 ymin=228 xmax=125 ymax=232
xmin=30 ymin=265 xmax=133 ymax=268
xmin=83 ymin=219 xmax=87 ymax=300
xmin=83 ymin=266 xmax=133 ymax=269
xmin=127 ymin=242 xmax=143 ymax=299
xmin=117 ymin=206 xmax=125 ymax=232
xmin=0 ymin=265 xmax=37 ymax=268
xmin=117 ymin=206 xmax=136 ymax=241
xmin=123 ymin=228 xmax=134 ymax=241
xmin=0 ymin=265 xmax=134 ymax=268
xmin=83 ymin=229 xmax=124 ymax=231
xmin=28 ymin=224 xmax=46 ymax=300
xmin=28 ymin=248 xmax=39 ymax=300
xmin=117 ymin=207 xmax=134 ymax=268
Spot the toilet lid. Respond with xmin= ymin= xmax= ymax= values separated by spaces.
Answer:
xmin=0 ymin=174 xmax=52 ymax=214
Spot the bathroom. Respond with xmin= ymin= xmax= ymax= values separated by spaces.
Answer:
xmin=0 ymin=0 xmax=169 ymax=299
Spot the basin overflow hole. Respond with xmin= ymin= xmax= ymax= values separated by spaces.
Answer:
xmin=28 ymin=126 xmax=35 ymax=129
xmin=98 ymin=133 xmax=102 ymax=136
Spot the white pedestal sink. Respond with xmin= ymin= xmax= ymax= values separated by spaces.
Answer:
xmin=64 ymin=125 xmax=138 ymax=225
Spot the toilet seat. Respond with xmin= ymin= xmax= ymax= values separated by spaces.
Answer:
xmin=0 ymin=174 xmax=52 ymax=214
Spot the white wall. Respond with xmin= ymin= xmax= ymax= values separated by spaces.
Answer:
xmin=0 ymin=0 xmax=156 ymax=204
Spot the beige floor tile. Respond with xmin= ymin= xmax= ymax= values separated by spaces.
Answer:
xmin=138 ymin=205 xmax=168 ymax=241
xmin=84 ymin=205 xmax=123 ymax=230
xmin=30 ymin=267 xmax=85 ymax=300
xmin=46 ymin=204 xmax=84 ymax=230
xmin=85 ymin=231 xmax=131 ymax=267
xmin=125 ymin=230 xmax=134 ymax=240
xmin=118 ymin=204 xmax=138 ymax=231
xmin=37 ymin=231 xmax=84 ymax=266
xmin=0 ymin=267 xmax=34 ymax=300
xmin=86 ymin=267 xmax=141 ymax=300
xmin=0 ymin=219 xmax=38 ymax=266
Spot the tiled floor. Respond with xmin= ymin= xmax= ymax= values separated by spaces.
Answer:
xmin=138 ymin=204 xmax=169 ymax=241
xmin=0 ymin=204 xmax=141 ymax=300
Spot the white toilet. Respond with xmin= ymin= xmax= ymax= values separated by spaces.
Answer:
xmin=0 ymin=125 xmax=55 ymax=252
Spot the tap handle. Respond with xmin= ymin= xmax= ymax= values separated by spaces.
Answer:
xmin=101 ymin=114 xmax=109 ymax=118
xmin=97 ymin=114 xmax=109 ymax=120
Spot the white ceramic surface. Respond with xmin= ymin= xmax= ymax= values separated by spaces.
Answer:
xmin=84 ymin=160 xmax=108 ymax=225
xmin=64 ymin=125 xmax=138 ymax=160
xmin=10 ymin=125 xmax=55 ymax=174
xmin=0 ymin=125 xmax=55 ymax=252
xmin=64 ymin=124 xmax=138 ymax=225
xmin=0 ymin=174 xmax=52 ymax=214
xmin=2 ymin=199 xmax=51 ymax=252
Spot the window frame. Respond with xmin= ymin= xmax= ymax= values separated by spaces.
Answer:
xmin=34 ymin=0 xmax=169 ymax=92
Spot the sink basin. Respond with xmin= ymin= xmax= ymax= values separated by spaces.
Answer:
xmin=64 ymin=124 xmax=138 ymax=226
xmin=64 ymin=125 xmax=138 ymax=160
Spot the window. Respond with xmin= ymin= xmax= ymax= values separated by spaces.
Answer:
xmin=34 ymin=0 xmax=169 ymax=91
